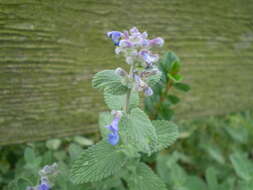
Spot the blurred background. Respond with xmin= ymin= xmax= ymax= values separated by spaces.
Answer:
xmin=0 ymin=0 xmax=253 ymax=189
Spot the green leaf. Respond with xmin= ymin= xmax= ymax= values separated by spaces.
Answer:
xmin=99 ymin=112 xmax=113 ymax=138
xmin=169 ymin=163 xmax=188 ymax=186
xmin=73 ymin=136 xmax=94 ymax=146
xmin=127 ymin=163 xmax=167 ymax=190
xmin=174 ymin=82 xmax=191 ymax=92
xmin=146 ymin=72 xmax=162 ymax=88
xmin=104 ymin=90 xmax=139 ymax=111
xmin=171 ymin=60 xmax=181 ymax=73
xmin=185 ymin=176 xmax=207 ymax=190
xmin=46 ymin=139 xmax=61 ymax=150
xmin=168 ymin=73 xmax=183 ymax=82
xmin=160 ymin=51 xmax=180 ymax=72
xmin=120 ymin=108 xmax=157 ymax=153
xmin=68 ymin=143 xmax=83 ymax=161
xmin=24 ymin=147 xmax=36 ymax=164
xmin=230 ymin=152 xmax=253 ymax=181
xmin=70 ymin=141 xmax=127 ymax=184
xmin=92 ymin=70 xmax=128 ymax=95
xmin=167 ymin=95 xmax=180 ymax=104
xmin=206 ymin=167 xmax=218 ymax=190
xmin=152 ymin=120 xmax=179 ymax=152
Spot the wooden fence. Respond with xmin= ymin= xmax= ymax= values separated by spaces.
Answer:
xmin=0 ymin=0 xmax=253 ymax=145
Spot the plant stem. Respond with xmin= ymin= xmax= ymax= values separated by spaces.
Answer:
xmin=124 ymin=64 xmax=135 ymax=113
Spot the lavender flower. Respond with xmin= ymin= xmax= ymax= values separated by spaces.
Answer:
xmin=38 ymin=182 xmax=50 ymax=190
xmin=26 ymin=163 xmax=57 ymax=190
xmin=107 ymin=27 xmax=164 ymax=68
xmin=107 ymin=31 xmax=123 ymax=46
xmin=105 ymin=111 xmax=122 ymax=145
xmin=139 ymin=50 xmax=159 ymax=67
xmin=143 ymin=86 xmax=153 ymax=96
xmin=148 ymin=37 xmax=164 ymax=47
xmin=134 ymin=73 xmax=155 ymax=96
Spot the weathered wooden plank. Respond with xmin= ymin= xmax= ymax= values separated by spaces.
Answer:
xmin=0 ymin=0 xmax=253 ymax=145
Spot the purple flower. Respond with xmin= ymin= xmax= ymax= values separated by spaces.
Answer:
xmin=38 ymin=183 xmax=50 ymax=190
xmin=143 ymin=86 xmax=153 ymax=96
xmin=148 ymin=37 xmax=164 ymax=47
xmin=105 ymin=114 xmax=121 ymax=145
xmin=123 ymin=30 xmax=129 ymax=39
xmin=119 ymin=39 xmax=133 ymax=48
xmin=134 ymin=74 xmax=146 ymax=91
xmin=107 ymin=31 xmax=123 ymax=46
xmin=130 ymin=27 xmax=139 ymax=34
xmin=139 ymin=50 xmax=159 ymax=66
xmin=108 ymin=132 xmax=119 ymax=146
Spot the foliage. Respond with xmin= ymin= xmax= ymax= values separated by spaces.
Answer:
xmin=69 ymin=27 xmax=180 ymax=190
xmin=2 ymin=112 xmax=253 ymax=190
xmin=154 ymin=111 xmax=253 ymax=190
xmin=2 ymin=25 xmax=252 ymax=190
xmin=144 ymin=51 xmax=190 ymax=120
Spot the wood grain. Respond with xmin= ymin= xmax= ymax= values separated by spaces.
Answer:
xmin=0 ymin=0 xmax=253 ymax=145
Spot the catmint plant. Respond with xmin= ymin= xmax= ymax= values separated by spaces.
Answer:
xmin=70 ymin=27 xmax=179 ymax=190
xmin=26 ymin=163 xmax=58 ymax=190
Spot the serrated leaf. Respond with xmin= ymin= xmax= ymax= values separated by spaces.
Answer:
xmin=128 ymin=163 xmax=167 ymax=190
xmin=70 ymin=141 xmax=127 ymax=184
xmin=99 ymin=112 xmax=113 ymax=138
xmin=104 ymin=90 xmax=139 ymax=111
xmin=152 ymin=120 xmax=179 ymax=152
xmin=120 ymin=108 xmax=157 ymax=153
xmin=146 ymin=72 xmax=162 ymax=88
xmin=92 ymin=70 xmax=128 ymax=95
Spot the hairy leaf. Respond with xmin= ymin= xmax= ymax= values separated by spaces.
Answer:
xmin=127 ymin=163 xmax=167 ymax=190
xmin=92 ymin=70 xmax=128 ymax=95
xmin=104 ymin=90 xmax=139 ymax=111
xmin=146 ymin=72 xmax=162 ymax=88
xmin=152 ymin=120 xmax=179 ymax=152
xmin=70 ymin=141 xmax=127 ymax=184
xmin=98 ymin=112 xmax=113 ymax=138
xmin=120 ymin=108 xmax=157 ymax=153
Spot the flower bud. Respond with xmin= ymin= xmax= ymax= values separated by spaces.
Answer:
xmin=148 ymin=37 xmax=164 ymax=47
xmin=130 ymin=27 xmax=139 ymax=34
xmin=115 ymin=68 xmax=127 ymax=77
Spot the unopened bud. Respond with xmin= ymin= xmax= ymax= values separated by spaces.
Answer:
xmin=115 ymin=68 xmax=127 ymax=77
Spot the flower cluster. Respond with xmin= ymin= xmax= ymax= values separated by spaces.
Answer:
xmin=26 ymin=163 xmax=58 ymax=190
xmin=104 ymin=27 xmax=164 ymax=146
xmin=107 ymin=27 xmax=163 ymax=67
xmin=107 ymin=27 xmax=164 ymax=96
xmin=105 ymin=111 xmax=122 ymax=145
